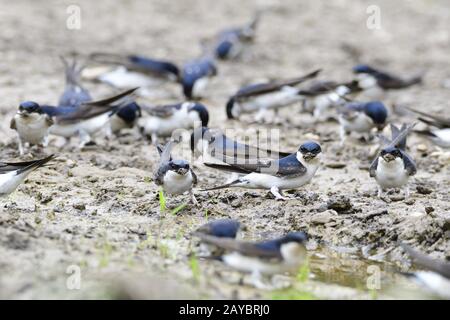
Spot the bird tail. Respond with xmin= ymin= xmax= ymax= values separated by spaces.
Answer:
xmin=88 ymin=52 xmax=129 ymax=66
xmin=406 ymin=74 xmax=423 ymax=87
xmin=60 ymin=56 xmax=84 ymax=88
xmin=414 ymin=129 xmax=436 ymax=138
xmin=201 ymin=179 xmax=241 ymax=191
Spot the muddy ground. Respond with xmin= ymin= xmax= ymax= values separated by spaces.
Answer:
xmin=0 ymin=0 xmax=449 ymax=299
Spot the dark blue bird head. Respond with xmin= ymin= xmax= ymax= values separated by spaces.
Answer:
xmin=353 ymin=64 xmax=377 ymax=74
xmin=216 ymin=40 xmax=234 ymax=59
xmin=169 ymin=159 xmax=190 ymax=175
xmin=181 ymin=59 xmax=217 ymax=99
xmin=18 ymin=101 xmax=42 ymax=114
xmin=280 ymin=232 xmax=308 ymax=244
xmin=380 ymin=146 xmax=402 ymax=162
xmin=255 ymin=231 xmax=308 ymax=254
xmin=116 ymin=102 xmax=142 ymax=124
xmin=298 ymin=141 xmax=322 ymax=161
xmin=190 ymin=126 xmax=210 ymax=152
xmin=363 ymin=101 xmax=388 ymax=126
xmin=226 ymin=97 xmax=236 ymax=119
xmin=201 ymin=219 xmax=241 ymax=238
xmin=188 ymin=103 xmax=209 ymax=127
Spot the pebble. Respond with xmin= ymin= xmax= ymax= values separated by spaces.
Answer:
xmin=310 ymin=210 xmax=337 ymax=225
xmin=416 ymin=144 xmax=428 ymax=152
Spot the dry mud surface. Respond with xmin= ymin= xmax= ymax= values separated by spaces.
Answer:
xmin=0 ymin=0 xmax=449 ymax=299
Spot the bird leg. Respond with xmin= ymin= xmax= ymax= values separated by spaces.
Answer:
xmin=377 ymin=186 xmax=384 ymax=198
xmin=78 ymin=129 xmax=91 ymax=149
xmin=339 ymin=126 xmax=348 ymax=147
xmin=18 ymin=138 xmax=25 ymax=156
xmin=104 ymin=124 xmax=113 ymax=140
xmin=250 ymin=271 xmax=271 ymax=290
xmin=151 ymin=133 xmax=159 ymax=146
xmin=190 ymin=190 xmax=199 ymax=206
xmin=41 ymin=135 xmax=49 ymax=148
xmin=270 ymin=186 xmax=290 ymax=201
xmin=404 ymin=185 xmax=410 ymax=199
xmin=254 ymin=108 xmax=268 ymax=123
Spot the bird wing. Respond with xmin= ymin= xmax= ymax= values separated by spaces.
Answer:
xmin=144 ymin=104 xmax=181 ymax=118
xmin=235 ymin=69 xmax=321 ymax=99
xmin=297 ymin=80 xmax=339 ymax=96
xmin=402 ymin=244 xmax=450 ymax=280
xmin=0 ymin=154 xmax=55 ymax=175
xmin=55 ymin=88 xmax=138 ymax=124
xmin=10 ymin=118 xmax=16 ymax=130
xmin=204 ymin=153 xmax=306 ymax=178
xmin=190 ymin=169 xmax=198 ymax=185
xmin=89 ymin=52 xmax=179 ymax=78
xmin=195 ymin=234 xmax=282 ymax=260
xmin=208 ymin=134 xmax=290 ymax=160
xmin=401 ymin=151 xmax=417 ymax=176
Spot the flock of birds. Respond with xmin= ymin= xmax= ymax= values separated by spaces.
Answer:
xmin=1 ymin=13 xmax=449 ymax=297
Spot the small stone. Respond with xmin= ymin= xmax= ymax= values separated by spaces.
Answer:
xmin=325 ymin=162 xmax=346 ymax=169
xmin=404 ymin=198 xmax=415 ymax=205
xmin=416 ymin=144 xmax=428 ymax=152
xmin=310 ymin=210 xmax=336 ymax=225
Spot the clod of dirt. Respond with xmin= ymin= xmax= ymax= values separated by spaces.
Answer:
xmin=5 ymin=231 xmax=30 ymax=250
xmin=327 ymin=195 xmax=353 ymax=213
xmin=425 ymin=206 xmax=435 ymax=214
xmin=416 ymin=185 xmax=433 ymax=195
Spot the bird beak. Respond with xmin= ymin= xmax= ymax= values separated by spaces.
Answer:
xmin=303 ymin=152 xmax=316 ymax=161
xmin=177 ymin=168 xmax=189 ymax=175
xmin=382 ymin=153 xmax=395 ymax=162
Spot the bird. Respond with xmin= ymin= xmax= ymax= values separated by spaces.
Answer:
xmin=0 ymin=154 xmax=55 ymax=198
xmin=14 ymin=88 xmax=137 ymax=150
xmin=213 ymin=13 xmax=260 ymax=60
xmin=298 ymin=80 xmax=361 ymax=121
xmin=337 ymin=100 xmax=388 ymax=145
xmin=401 ymin=244 xmax=450 ymax=299
xmin=406 ymin=107 xmax=450 ymax=148
xmin=58 ymin=57 xmax=92 ymax=107
xmin=193 ymin=231 xmax=308 ymax=288
xmin=353 ymin=64 xmax=422 ymax=99
xmin=369 ymin=123 xmax=417 ymax=198
xmin=180 ymin=57 xmax=217 ymax=99
xmin=190 ymin=127 xmax=290 ymax=164
xmin=88 ymin=52 xmax=216 ymax=100
xmin=225 ymin=69 xmax=321 ymax=122
xmin=86 ymin=52 xmax=180 ymax=89
xmin=109 ymin=101 xmax=142 ymax=134
xmin=202 ymin=141 xmax=322 ymax=200
xmin=10 ymin=101 xmax=55 ymax=155
xmin=58 ymin=57 xmax=142 ymax=135
xmin=140 ymin=102 xmax=209 ymax=144
xmin=153 ymin=140 xmax=198 ymax=205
